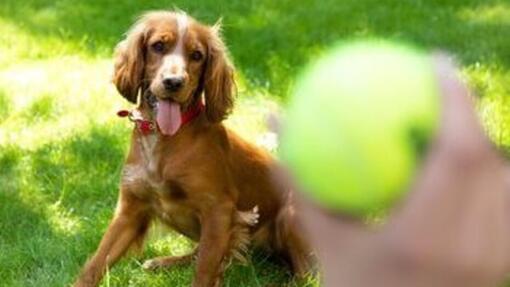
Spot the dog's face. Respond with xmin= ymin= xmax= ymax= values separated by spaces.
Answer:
xmin=145 ymin=13 xmax=206 ymax=105
xmin=113 ymin=11 xmax=235 ymax=123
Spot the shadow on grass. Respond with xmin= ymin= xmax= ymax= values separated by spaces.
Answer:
xmin=0 ymin=146 xmax=81 ymax=286
xmin=0 ymin=124 xmax=127 ymax=286
xmin=0 ymin=191 xmax=84 ymax=286
xmin=1 ymin=0 xmax=509 ymax=97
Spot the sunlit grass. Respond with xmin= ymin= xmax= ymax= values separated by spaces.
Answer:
xmin=46 ymin=201 xmax=83 ymax=235
xmin=457 ymin=3 xmax=510 ymax=25
xmin=464 ymin=63 xmax=510 ymax=150
xmin=0 ymin=18 xmax=93 ymax=66
xmin=0 ymin=58 xmax=116 ymax=149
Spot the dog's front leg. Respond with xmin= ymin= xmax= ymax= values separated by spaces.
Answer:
xmin=74 ymin=191 xmax=150 ymax=287
xmin=192 ymin=202 xmax=234 ymax=287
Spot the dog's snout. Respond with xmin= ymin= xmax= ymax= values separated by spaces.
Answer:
xmin=163 ymin=76 xmax=184 ymax=92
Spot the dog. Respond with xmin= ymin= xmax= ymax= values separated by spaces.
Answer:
xmin=74 ymin=11 xmax=313 ymax=287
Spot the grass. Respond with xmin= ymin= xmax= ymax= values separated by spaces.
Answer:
xmin=0 ymin=0 xmax=509 ymax=286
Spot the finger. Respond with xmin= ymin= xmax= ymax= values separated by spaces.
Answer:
xmin=433 ymin=53 xmax=493 ymax=157
xmin=387 ymin=54 xmax=506 ymax=243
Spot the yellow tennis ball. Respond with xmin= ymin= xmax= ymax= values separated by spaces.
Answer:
xmin=279 ymin=40 xmax=440 ymax=217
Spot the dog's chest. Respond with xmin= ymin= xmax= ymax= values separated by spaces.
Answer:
xmin=122 ymin=135 xmax=161 ymax=186
xmin=137 ymin=134 xmax=160 ymax=178
xmin=122 ymin=134 xmax=201 ymax=239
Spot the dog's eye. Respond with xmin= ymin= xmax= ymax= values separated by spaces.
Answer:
xmin=151 ymin=41 xmax=165 ymax=53
xmin=190 ymin=51 xmax=203 ymax=61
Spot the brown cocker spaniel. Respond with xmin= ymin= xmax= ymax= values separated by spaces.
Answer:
xmin=74 ymin=10 xmax=313 ymax=287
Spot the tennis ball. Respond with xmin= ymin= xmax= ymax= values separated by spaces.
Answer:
xmin=279 ymin=40 xmax=440 ymax=217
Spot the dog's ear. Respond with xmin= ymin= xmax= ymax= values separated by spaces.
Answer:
xmin=112 ymin=22 xmax=147 ymax=104
xmin=203 ymin=21 xmax=236 ymax=123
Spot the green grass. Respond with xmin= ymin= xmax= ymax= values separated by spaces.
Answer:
xmin=0 ymin=0 xmax=509 ymax=286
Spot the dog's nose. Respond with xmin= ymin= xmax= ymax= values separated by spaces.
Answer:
xmin=163 ymin=77 xmax=184 ymax=92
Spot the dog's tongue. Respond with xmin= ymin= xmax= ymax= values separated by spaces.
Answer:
xmin=157 ymin=100 xmax=182 ymax=136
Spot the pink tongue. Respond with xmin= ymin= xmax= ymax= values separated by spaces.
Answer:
xmin=157 ymin=100 xmax=182 ymax=136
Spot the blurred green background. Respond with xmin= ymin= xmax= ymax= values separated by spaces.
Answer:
xmin=1 ymin=0 xmax=509 ymax=286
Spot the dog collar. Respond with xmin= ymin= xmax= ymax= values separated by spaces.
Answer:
xmin=117 ymin=109 xmax=156 ymax=135
xmin=181 ymin=100 xmax=205 ymax=126
xmin=117 ymin=100 xmax=205 ymax=136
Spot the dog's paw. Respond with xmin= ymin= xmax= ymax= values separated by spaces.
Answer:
xmin=142 ymin=259 xmax=160 ymax=271
xmin=142 ymin=253 xmax=196 ymax=271
xmin=236 ymin=206 xmax=259 ymax=226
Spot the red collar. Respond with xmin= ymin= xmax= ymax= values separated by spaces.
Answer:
xmin=117 ymin=100 xmax=204 ymax=136
xmin=181 ymin=100 xmax=205 ymax=126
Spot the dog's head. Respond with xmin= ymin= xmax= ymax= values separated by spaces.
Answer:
xmin=113 ymin=11 xmax=235 ymax=134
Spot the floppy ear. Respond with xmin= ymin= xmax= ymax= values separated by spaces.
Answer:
xmin=112 ymin=22 xmax=147 ymax=104
xmin=203 ymin=22 xmax=236 ymax=123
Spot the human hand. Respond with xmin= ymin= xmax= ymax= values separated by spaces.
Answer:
xmin=281 ymin=55 xmax=510 ymax=287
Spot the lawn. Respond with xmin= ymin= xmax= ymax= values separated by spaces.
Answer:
xmin=1 ymin=0 xmax=509 ymax=286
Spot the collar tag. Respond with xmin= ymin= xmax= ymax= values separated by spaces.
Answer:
xmin=117 ymin=109 xmax=157 ymax=135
